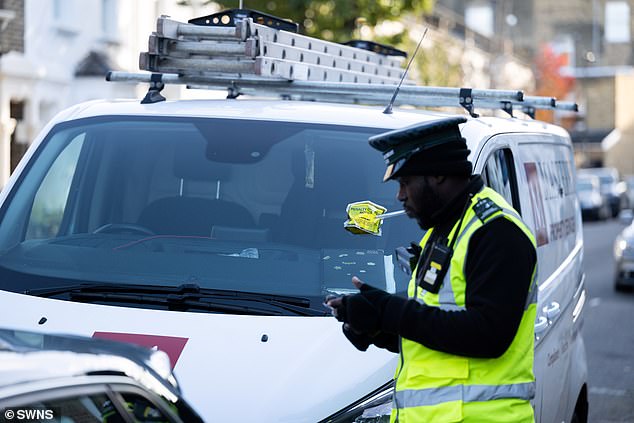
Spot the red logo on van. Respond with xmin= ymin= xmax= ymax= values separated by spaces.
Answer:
xmin=93 ymin=332 xmax=188 ymax=369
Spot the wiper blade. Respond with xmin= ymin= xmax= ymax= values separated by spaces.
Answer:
xmin=24 ymin=283 xmax=121 ymax=297
xmin=24 ymin=283 xmax=327 ymax=316
xmin=69 ymin=291 xmax=282 ymax=316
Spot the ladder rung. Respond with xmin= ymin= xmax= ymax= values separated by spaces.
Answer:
xmin=148 ymin=35 xmax=257 ymax=57
xmin=157 ymin=16 xmax=249 ymax=40
xmin=140 ymin=53 xmax=258 ymax=74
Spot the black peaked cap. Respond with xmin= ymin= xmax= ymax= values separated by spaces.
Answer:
xmin=368 ymin=116 xmax=470 ymax=181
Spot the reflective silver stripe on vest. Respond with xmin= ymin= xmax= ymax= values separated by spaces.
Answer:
xmin=395 ymin=382 xmax=536 ymax=409
xmin=525 ymin=263 xmax=539 ymax=308
xmin=436 ymin=264 xmax=465 ymax=311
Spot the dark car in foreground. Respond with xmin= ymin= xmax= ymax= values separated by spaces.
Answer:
xmin=0 ymin=328 xmax=203 ymax=423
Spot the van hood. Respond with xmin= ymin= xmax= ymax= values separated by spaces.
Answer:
xmin=0 ymin=291 xmax=396 ymax=422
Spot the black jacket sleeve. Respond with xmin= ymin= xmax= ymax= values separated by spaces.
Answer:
xmin=380 ymin=217 xmax=536 ymax=358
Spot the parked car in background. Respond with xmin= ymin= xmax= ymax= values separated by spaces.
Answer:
xmin=624 ymin=175 xmax=634 ymax=210
xmin=614 ymin=212 xmax=634 ymax=291
xmin=0 ymin=328 xmax=203 ymax=423
xmin=578 ymin=167 xmax=627 ymax=217
xmin=577 ymin=174 xmax=610 ymax=221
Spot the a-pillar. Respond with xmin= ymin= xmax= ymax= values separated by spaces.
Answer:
xmin=0 ymin=92 xmax=16 ymax=187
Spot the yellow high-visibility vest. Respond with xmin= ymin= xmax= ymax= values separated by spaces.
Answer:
xmin=391 ymin=186 xmax=538 ymax=423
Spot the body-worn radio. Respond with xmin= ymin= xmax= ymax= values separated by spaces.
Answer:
xmin=415 ymin=240 xmax=452 ymax=293
xmin=396 ymin=194 xmax=477 ymax=294
xmin=395 ymin=237 xmax=452 ymax=294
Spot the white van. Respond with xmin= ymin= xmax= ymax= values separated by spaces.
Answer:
xmin=0 ymin=11 xmax=587 ymax=423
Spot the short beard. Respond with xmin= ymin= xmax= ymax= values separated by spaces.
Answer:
xmin=415 ymin=180 xmax=444 ymax=230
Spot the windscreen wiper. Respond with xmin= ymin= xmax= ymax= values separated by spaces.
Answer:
xmin=24 ymin=283 xmax=327 ymax=316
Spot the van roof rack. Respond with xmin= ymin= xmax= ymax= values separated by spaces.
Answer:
xmin=188 ymin=8 xmax=299 ymax=33
xmin=106 ymin=11 xmax=578 ymax=118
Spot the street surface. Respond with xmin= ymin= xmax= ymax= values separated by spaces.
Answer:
xmin=581 ymin=218 xmax=634 ymax=423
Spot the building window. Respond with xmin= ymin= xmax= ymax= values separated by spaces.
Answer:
xmin=52 ymin=0 xmax=72 ymax=23
xmin=52 ymin=0 xmax=79 ymax=35
xmin=101 ymin=0 xmax=118 ymax=34
xmin=605 ymin=1 xmax=631 ymax=43
xmin=465 ymin=1 xmax=494 ymax=37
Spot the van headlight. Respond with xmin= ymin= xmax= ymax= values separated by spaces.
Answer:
xmin=320 ymin=381 xmax=393 ymax=423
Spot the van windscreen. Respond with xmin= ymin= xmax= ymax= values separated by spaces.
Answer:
xmin=0 ymin=116 xmax=417 ymax=312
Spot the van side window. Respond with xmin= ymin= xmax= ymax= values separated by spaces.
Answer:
xmin=482 ymin=148 xmax=521 ymax=214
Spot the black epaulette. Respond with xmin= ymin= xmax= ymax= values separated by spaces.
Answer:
xmin=473 ymin=198 xmax=501 ymax=222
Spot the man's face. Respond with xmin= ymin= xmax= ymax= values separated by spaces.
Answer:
xmin=396 ymin=175 xmax=443 ymax=229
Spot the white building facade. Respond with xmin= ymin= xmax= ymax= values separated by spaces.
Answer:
xmin=0 ymin=0 xmax=217 ymax=186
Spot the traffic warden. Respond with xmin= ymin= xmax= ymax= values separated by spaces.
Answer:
xmin=327 ymin=116 xmax=538 ymax=422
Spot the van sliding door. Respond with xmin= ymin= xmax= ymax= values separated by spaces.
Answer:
xmin=477 ymin=136 xmax=585 ymax=422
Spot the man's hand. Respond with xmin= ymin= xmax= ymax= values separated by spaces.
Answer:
xmin=324 ymin=295 xmax=344 ymax=319
xmin=342 ymin=323 xmax=372 ymax=351
xmin=325 ymin=276 xmax=393 ymax=335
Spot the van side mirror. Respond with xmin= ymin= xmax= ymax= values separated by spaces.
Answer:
xmin=618 ymin=209 xmax=634 ymax=226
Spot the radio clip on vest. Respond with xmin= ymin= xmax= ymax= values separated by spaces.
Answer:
xmin=415 ymin=241 xmax=452 ymax=293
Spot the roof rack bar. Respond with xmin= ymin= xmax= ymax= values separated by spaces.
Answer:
xmin=521 ymin=96 xmax=555 ymax=107
xmin=552 ymin=101 xmax=578 ymax=112
xmin=188 ymin=8 xmax=299 ymax=33
xmin=106 ymin=70 xmax=575 ymax=114
xmin=108 ymin=71 xmax=579 ymax=115
xmin=109 ymin=71 xmax=523 ymax=102
xmin=185 ymin=83 xmax=568 ymax=116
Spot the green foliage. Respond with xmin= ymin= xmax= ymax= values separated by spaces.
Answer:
xmin=412 ymin=40 xmax=462 ymax=87
xmin=211 ymin=0 xmax=434 ymax=42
